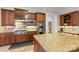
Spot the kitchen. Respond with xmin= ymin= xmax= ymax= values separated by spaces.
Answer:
xmin=0 ymin=8 xmax=46 ymax=51
xmin=0 ymin=7 xmax=79 ymax=52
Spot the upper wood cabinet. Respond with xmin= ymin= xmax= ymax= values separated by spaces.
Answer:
xmin=70 ymin=11 xmax=79 ymax=26
xmin=60 ymin=11 xmax=79 ymax=26
xmin=15 ymin=8 xmax=28 ymax=20
xmin=1 ymin=9 xmax=14 ymax=26
xmin=35 ymin=12 xmax=46 ymax=22
xmin=28 ymin=12 xmax=35 ymax=20
xmin=60 ymin=15 xmax=64 ymax=26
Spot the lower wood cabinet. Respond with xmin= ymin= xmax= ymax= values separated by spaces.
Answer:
xmin=15 ymin=34 xmax=28 ymax=43
xmin=0 ymin=31 xmax=37 ymax=46
xmin=34 ymin=39 xmax=45 ymax=52
xmin=0 ymin=32 xmax=15 ymax=46
xmin=28 ymin=31 xmax=37 ymax=41
xmin=28 ymin=34 xmax=33 ymax=41
xmin=15 ymin=31 xmax=37 ymax=43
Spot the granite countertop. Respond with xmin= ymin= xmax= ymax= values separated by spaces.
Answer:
xmin=34 ymin=33 xmax=79 ymax=52
xmin=0 ymin=31 xmax=14 ymax=33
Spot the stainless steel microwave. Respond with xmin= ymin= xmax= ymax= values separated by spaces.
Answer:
xmin=27 ymin=20 xmax=36 ymax=26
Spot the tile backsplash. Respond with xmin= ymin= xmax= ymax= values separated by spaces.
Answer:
xmin=15 ymin=22 xmax=27 ymax=30
xmin=0 ymin=26 xmax=15 ymax=33
xmin=15 ymin=22 xmax=37 ymax=31
xmin=60 ymin=26 xmax=79 ymax=34
xmin=27 ymin=26 xmax=37 ymax=31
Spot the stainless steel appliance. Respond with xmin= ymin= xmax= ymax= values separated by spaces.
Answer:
xmin=14 ymin=30 xmax=27 ymax=35
xmin=37 ymin=22 xmax=44 ymax=34
xmin=27 ymin=20 xmax=36 ymax=26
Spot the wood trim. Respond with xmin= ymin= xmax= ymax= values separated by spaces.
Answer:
xmin=14 ymin=8 xmax=28 ymax=11
xmin=1 ymin=9 xmax=14 ymax=12
xmin=60 ymin=11 xmax=79 ymax=16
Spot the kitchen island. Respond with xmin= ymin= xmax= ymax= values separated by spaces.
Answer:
xmin=34 ymin=33 xmax=79 ymax=52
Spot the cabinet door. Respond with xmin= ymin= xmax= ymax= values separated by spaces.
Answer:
xmin=28 ymin=34 xmax=33 ymax=41
xmin=36 ymin=13 xmax=41 ymax=22
xmin=26 ymin=34 xmax=29 ymax=41
xmin=28 ymin=13 xmax=35 ymax=20
xmin=0 ymin=33 xmax=15 ymax=46
xmin=15 ymin=9 xmax=27 ymax=20
xmin=28 ymin=31 xmax=37 ymax=41
xmin=8 ymin=11 xmax=14 ymax=26
xmin=36 ymin=13 xmax=45 ymax=22
xmin=41 ymin=14 xmax=45 ymax=22
xmin=71 ymin=11 xmax=78 ymax=26
xmin=5 ymin=33 xmax=15 ymax=44
xmin=60 ymin=15 xmax=64 ymax=26
xmin=15 ymin=34 xmax=27 ymax=43
xmin=0 ymin=34 xmax=6 ymax=45
xmin=1 ymin=9 xmax=14 ymax=26
xmin=2 ymin=10 xmax=9 ymax=26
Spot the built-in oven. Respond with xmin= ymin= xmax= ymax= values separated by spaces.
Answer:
xmin=37 ymin=22 xmax=44 ymax=34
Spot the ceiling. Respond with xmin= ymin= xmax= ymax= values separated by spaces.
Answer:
xmin=2 ymin=7 xmax=79 ymax=15
xmin=20 ymin=7 xmax=79 ymax=15
xmin=20 ymin=7 xmax=69 ymax=14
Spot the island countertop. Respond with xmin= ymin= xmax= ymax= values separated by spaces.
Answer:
xmin=34 ymin=33 xmax=79 ymax=52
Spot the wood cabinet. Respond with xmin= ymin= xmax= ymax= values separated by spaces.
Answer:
xmin=15 ymin=34 xmax=28 ymax=43
xmin=0 ymin=32 xmax=37 ymax=46
xmin=60 ymin=11 xmax=79 ymax=26
xmin=5 ymin=33 xmax=15 ymax=44
xmin=28 ymin=31 xmax=37 ymax=41
xmin=0 ymin=32 xmax=15 ymax=46
xmin=60 ymin=14 xmax=71 ymax=26
xmin=1 ymin=9 xmax=14 ymax=26
xmin=60 ymin=15 xmax=64 ymax=26
xmin=15 ymin=8 xmax=28 ymax=20
xmin=70 ymin=11 xmax=79 ymax=26
xmin=34 ymin=39 xmax=45 ymax=52
xmin=28 ymin=12 xmax=35 ymax=20
xmin=15 ymin=32 xmax=37 ymax=43
xmin=35 ymin=12 xmax=45 ymax=22
xmin=35 ymin=12 xmax=46 ymax=34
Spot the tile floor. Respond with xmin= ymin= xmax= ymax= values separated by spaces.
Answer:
xmin=0 ymin=41 xmax=34 ymax=52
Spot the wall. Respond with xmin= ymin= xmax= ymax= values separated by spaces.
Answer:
xmin=0 ymin=9 xmax=1 ymax=26
xmin=57 ymin=15 xmax=60 ymax=31
xmin=58 ymin=7 xmax=79 ymax=15
xmin=46 ymin=13 xmax=59 ymax=33
xmin=60 ymin=26 xmax=79 ymax=34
